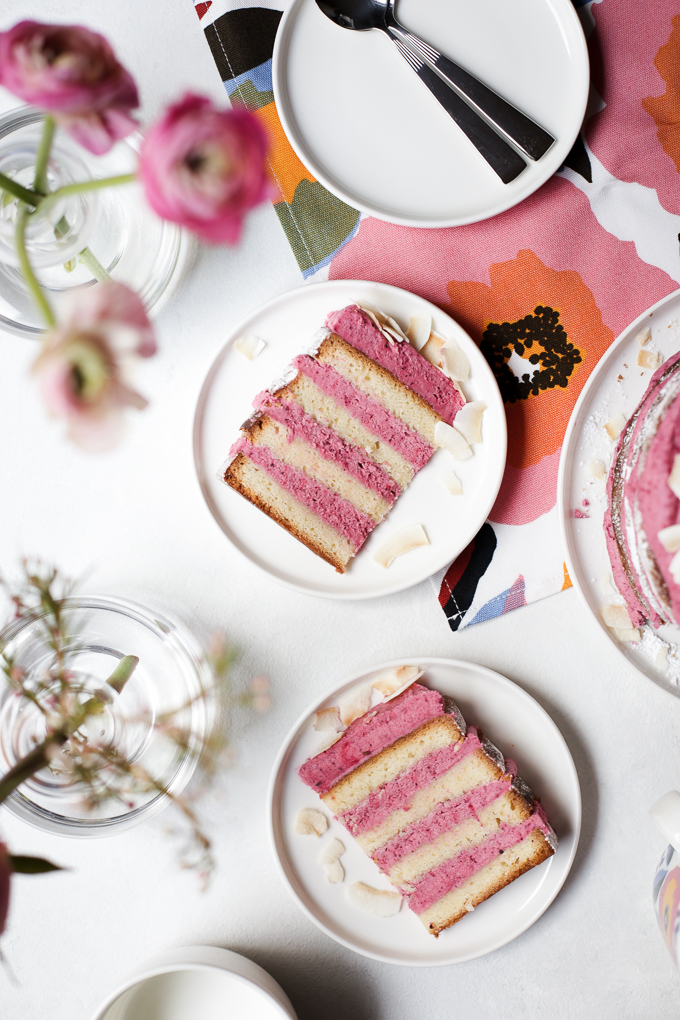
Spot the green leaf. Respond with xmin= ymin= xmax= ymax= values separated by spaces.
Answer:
xmin=9 ymin=855 xmax=64 ymax=874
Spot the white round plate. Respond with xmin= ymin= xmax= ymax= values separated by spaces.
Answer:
xmin=268 ymin=657 xmax=580 ymax=966
xmin=272 ymin=0 xmax=589 ymax=228
xmin=193 ymin=279 xmax=506 ymax=599
xmin=558 ymin=288 xmax=680 ymax=700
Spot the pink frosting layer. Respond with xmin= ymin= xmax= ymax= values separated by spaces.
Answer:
xmin=341 ymin=727 xmax=480 ymax=837
xmin=293 ymin=355 xmax=433 ymax=470
xmin=373 ymin=777 xmax=513 ymax=873
xmin=326 ymin=305 xmax=464 ymax=425
xmin=232 ymin=438 xmax=375 ymax=547
xmin=408 ymin=808 xmax=553 ymax=914
xmin=298 ymin=684 xmax=444 ymax=795
xmin=254 ymin=391 xmax=400 ymax=505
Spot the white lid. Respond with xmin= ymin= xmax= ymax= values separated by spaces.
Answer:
xmin=650 ymin=790 xmax=680 ymax=853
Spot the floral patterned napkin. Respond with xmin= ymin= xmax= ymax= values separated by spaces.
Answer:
xmin=192 ymin=0 xmax=680 ymax=629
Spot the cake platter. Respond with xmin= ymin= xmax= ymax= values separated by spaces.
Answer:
xmin=272 ymin=0 xmax=588 ymax=228
xmin=268 ymin=657 xmax=581 ymax=966
xmin=558 ymin=287 xmax=680 ymax=700
xmin=193 ymin=279 xmax=506 ymax=599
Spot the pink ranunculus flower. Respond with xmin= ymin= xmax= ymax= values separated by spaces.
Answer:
xmin=33 ymin=281 xmax=157 ymax=452
xmin=0 ymin=21 xmax=139 ymax=156
xmin=139 ymin=93 xmax=271 ymax=244
xmin=0 ymin=843 xmax=10 ymax=935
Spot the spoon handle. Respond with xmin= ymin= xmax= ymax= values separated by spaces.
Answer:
xmin=392 ymin=38 xmax=526 ymax=184
xmin=386 ymin=14 xmax=555 ymax=162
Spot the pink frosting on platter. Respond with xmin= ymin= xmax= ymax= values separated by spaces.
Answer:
xmin=298 ymin=684 xmax=444 ymax=795
xmin=341 ymin=726 xmax=481 ymax=837
xmin=373 ymin=776 xmax=514 ymax=873
xmin=407 ymin=807 xmax=554 ymax=915
xmin=231 ymin=438 xmax=375 ymax=548
xmin=326 ymin=305 xmax=464 ymax=425
xmin=253 ymin=391 xmax=400 ymax=505
xmin=293 ymin=356 xmax=434 ymax=470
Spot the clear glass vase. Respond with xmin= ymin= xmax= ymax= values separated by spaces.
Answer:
xmin=0 ymin=107 xmax=191 ymax=338
xmin=0 ymin=596 xmax=212 ymax=836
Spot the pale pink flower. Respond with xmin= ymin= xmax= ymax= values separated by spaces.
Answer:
xmin=33 ymin=281 xmax=156 ymax=452
xmin=0 ymin=842 xmax=10 ymax=935
xmin=139 ymin=93 xmax=270 ymax=244
xmin=0 ymin=21 xmax=138 ymax=155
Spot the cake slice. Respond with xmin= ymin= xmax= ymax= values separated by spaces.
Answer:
xmin=299 ymin=681 xmax=557 ymax=936
xmin=220 ymin=304 xmax=467 ymax=572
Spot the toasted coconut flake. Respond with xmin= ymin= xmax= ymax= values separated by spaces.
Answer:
xmin=382 ymin=326 xmax=403 ymax=344
xmin=372 ymin=665 xmax=422 ymax=700
xmin=295 ymin=808 xmax=328 ymax=837
xmin=453 ymin=401 xmax=486 ymax=445
xmin=638 ymin=348 xmax=662 ymax=370
xmin=358 ymin=305 xmax=382 ymax=330
xmin=407 ymin=313 xmax=432 ymax=350
xmin=315 ymin=731 xmax=343 ymax=753
xmin=601 ymin=573 xmax=617 ymax=597
xmin=382 ymin=313 xmax=407 ymax=340
xmin=670 ymin=549 xmax=680 ymax=585
xmin=338 ymin=684 xmax=372 ymax=726
xmin=234 ymin=335 xmax=266 ymax=360
xmin=373 ymin=671 xmax=425 ymax=703
xmin=434 ymin=420 xmax=472 ymax=460
xmin=668 ymin=454 xmax=680 ymax=499
xmin=658 ymin=524 xmax=680 ymax=553
xmin=441 ymin=339 xmax=470 ymax=382
xmin=602 ymin=604 xmax=633 ymax=629
xmin=324 ymin=860 xmax=345 ymax=884
xmin=586 ymin=460 xmax=606 ymax=481
xmin=314 ymin=707 xmax=345 ymax=733
xmin=613 ymin=626 xmax=641 ymax=643
xmin=440 ymin=469 xmax=463 ymax=495
xmin=374 ymin=524 xmax=429 ymax=568
xmin=637 ymin=327 xmax=651 ymax=346
xmin=655 ymin=644 xmax=670 ymax=671
xmin=346 ymin=882 xmax=402 ymax=917
xmin=604 ymin=413 xmax=627 ymax=441
xmin=318 ymin=838 xmax=345 ymax=865
xmin=420 ymin=334 xmax=444 ymax=367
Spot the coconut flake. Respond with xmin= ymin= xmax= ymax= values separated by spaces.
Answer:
xmin=234 ymin=335 xmax=266 ymax=360
xmin=420 ymin=335 xmax=444 ymax=367
xmin=601 ymin=604 xmax=633 ymax=629
xmin=613 ymin=627 xmax=641 ymax=643
xmin=440 ymin=469 xmax=463 ymax=495
xmin=371 ymin=665 xmax=423 ymax=701
xmin=315 ymin=732 xmax=344 ymax=753
xmin=295 ymin=808 xmax=328 ymax=837
xmin=604 ymin=413 xmax=627 ymax=441
xmin=407 ymin=313 xmax=432 ymax=350
xmin=670 ymin=549 xmax=680 ymax=585
xmin=601 ymin=573 xmax=617 ymax=597
xmin=637 ymin=327 xmax=651 ymax=346
xmin=381 ymin=313 xmax=407 ymax=340
xmin=638 ymin=348 xmax=662 ymax=370
xmin=658 ymin=524 xmax=680 ymax=553
xmin=314 ymin=707 xmax=345 ymax=733
xmin=655 ymin=644 xmax=670 ymax=671
xmin=434 ymin=420 xmax=472 ymax=460
xmin=382 ymin=326 xmax=403 ymax=344
xmin=324 ymin=860 xmax=345 ymax=884
xmin=440 ymin=339 xmax=470 ymax=382
xmin=453 ymin=402 xmax=486 ymax=445
xmin=358 ymin=305 xmax=383 ymax=331
xmin=373 ymin=524 xmax=429 ymax=568
xmin=668 ymin=454 xmax=680 ymax=499
xmin=586 ymin=460 xmax=606 ymax=480
xmin=338 ymin=684 xmax=372 ymax=726
xmin=346 ymin=882 xmax=402 ymax=917
xmin=318 ymin=838 xmax=345 ymax=865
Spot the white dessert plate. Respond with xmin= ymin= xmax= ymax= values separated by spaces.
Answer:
xmin=558 ymin=287 xmax=680 ymax=700
xmin=268 ymin=657 xmax=581 ymax=966
xmin=193 ymin=279 xmax=506 ymax=599
xmin=272 ymin=0 xmax=589 ymax=228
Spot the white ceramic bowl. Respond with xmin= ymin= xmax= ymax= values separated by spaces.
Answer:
xmin=89 ymin=946 xmax=298 ymax=1020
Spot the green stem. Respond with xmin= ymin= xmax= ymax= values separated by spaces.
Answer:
xmin=33 ymin=115 xmax=55 ymax=195
xmin=16 ymin=205 xmax=55 ymax=329
xmin=37 ymin=174 xmax=136 ymax=218
xmin=54 ymin=216 xmax=110 ymax=283
xmin=0 ymin=172 xmax=41 ymax=207
xmin=0 ymin=736 xmax=65 ymax=805
xmin=105 ymin=655 xmax=139 ymax=695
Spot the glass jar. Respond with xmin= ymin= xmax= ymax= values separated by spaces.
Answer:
xmin=0 ymin=596 xmax=211 ymax=836
xmin=0 ymin=106 xmax=191 ymax=338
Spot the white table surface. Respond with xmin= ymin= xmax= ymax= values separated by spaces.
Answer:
xmin=1 ymin=1 xmax=679 ymax=1017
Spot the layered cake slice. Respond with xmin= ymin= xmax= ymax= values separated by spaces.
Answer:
xmin=604 ymin=351 xmax=680 ymax=630
xmin=220 ymin=304 xmax=467 ymax=572
xmin=299 ymin=680 xmax=557 ymax=936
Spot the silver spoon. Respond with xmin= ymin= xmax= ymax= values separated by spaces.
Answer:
xmin=316 ymin=0 xmax=554 ymax=178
